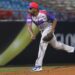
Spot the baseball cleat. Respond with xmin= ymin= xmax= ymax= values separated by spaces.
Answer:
xmin=32 ymin=66 xmax=42 ymax=71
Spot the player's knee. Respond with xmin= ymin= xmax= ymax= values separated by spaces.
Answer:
xmin=51 ymin=42 xmax=62 ymax=49
xmin=52 ymin=43 xmax=58 ymax=49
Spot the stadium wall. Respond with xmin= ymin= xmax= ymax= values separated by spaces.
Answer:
xmin=0 ymin=21 xmax=75 ymax=66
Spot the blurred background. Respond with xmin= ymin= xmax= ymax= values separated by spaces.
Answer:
xmin=0 ymin=0 xmax=75 ymax=21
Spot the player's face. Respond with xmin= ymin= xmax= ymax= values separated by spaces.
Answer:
xmin=28 ymin=8 xmax=37 ymax=15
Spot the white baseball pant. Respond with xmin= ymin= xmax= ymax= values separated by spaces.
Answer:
xmin=35 ymin=26 xmax=74 ymax=66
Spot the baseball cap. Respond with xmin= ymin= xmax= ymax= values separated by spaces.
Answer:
xmin=28 ymin=2 xmax=39 ymax=9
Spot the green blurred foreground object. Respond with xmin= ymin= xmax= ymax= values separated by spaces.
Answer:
xmin=0 ymin=23 xmax=39 ymax=66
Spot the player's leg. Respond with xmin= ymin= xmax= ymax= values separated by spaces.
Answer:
xmin=49 ymin=34 xmax=74 ymax=53
xmin=32 ymin=27 xmax=50 ymax=71
xmin=35 ymin=40 xmax=48 ymax=66
xmin=32 ymin=40 xmax=48 ymax=71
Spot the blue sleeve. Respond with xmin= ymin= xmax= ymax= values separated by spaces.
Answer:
xmin=47 ymin=12 xmax=56 ymax=21
xmin=49 ymin=14 xmax=56 ymax=20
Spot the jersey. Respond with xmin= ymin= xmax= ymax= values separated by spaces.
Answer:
xmin=26 ymin=10 xmax=55 ymax=31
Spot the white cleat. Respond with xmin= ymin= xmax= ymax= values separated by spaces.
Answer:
xmin=32 ymin=66 xmax=42 ymax=71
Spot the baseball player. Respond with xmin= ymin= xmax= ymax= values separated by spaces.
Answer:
xmin=26 ymin=2 xmax=75 ymax=71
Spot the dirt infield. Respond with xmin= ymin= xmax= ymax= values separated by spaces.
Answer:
xmin=0 ymin=65 xmax=75 ymax=75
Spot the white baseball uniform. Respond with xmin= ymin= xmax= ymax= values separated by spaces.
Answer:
xmin=26 ymin=10 xmax=74 ymax=66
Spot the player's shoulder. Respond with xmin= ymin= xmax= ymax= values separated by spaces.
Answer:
xmin=39 ymin=10 xmax=48 ymax=17
xmin=39 ymin=10 xmax=47 ymax=14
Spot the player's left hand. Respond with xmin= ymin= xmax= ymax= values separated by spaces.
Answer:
xmin=43 ymin=32 xmax=53 ymax=42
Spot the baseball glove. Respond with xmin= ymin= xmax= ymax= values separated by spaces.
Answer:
xmin=43 ymin=32 xmax=53 ymax=42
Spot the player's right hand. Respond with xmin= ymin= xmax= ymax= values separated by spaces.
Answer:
xmin=31 ymin=34 xmax=36 ymax=40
